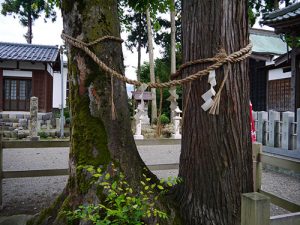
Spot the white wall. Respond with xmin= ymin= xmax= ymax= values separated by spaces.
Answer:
xmin=268 ymin=68 xmax=291 ymax=81
xmin=53 ymin=66 xmax=67 ymax=108
xmin=3 ymin=70 xmax=32 ymax=77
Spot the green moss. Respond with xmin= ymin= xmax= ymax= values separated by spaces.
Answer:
xmin=56 ymin=196 xmax=72 ymax=221
xmin=71 ymin=95 xmax=111 ymax=193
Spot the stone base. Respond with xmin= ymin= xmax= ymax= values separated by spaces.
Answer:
xmin=134 ymin=134 xmax=144 ymax=140
xmin=171 ymin=133 xmax=181 ymax=139
xmin=29 ymin=136 xmax=40 ymax=141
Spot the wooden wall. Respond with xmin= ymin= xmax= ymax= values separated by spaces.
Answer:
xmin=32 ymin=70 xmax=53 ymax=112
xmin=268 ymin=78 xmax=291 ymax=111
xmin=0 ymin=69 xmax=2 ymax=111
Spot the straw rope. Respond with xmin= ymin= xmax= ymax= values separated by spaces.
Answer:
xmin=61 ymin=33 xmax=252 ymax=89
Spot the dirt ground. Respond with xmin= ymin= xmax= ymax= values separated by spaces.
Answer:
xmin=1 ymin=146 xmax=299 ymax=217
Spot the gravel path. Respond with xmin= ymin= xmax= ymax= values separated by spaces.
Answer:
xmin=1 ymin=145 xmax=299 ymax=217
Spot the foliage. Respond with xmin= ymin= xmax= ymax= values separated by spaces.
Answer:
xmin=139 ymin=58 xmax=182 ymax=119
xmin=38 ymin=131 xmax=49 ymax=139
xmin=1 ymin=0 xmax=58 ymax=43
xmin=153 ymin=114 xmax=170 ymax=126
xmin=65 ymin=165 xmax=181 ymax=225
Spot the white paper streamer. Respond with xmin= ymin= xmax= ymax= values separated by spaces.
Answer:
xmin=201 ymin=70 xmax=217 ymax=112
xmin=201 ymin=87 xmax=216 ymax=101
xmin=201 ymin=98 xmax=214 ymax=111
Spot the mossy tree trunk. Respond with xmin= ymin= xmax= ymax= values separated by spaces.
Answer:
xmin=28 ymin=1 xmax=178 ymax=224
xmin=174 ymin=1 xmax=253 ymax=225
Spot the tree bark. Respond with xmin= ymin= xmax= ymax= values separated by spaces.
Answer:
xmin=169 ymin=0 xmax=177 ymax=120
xmin=26 ymin=0 xmax=33 ymax=44
xmin=146 ymin=7 xmax=157 ymax=123
xmin=170 ymin=1 xmax=176 ymax=75
xmin=137 ymin=13 xmax=142 ymax=82
xmin=175 ymin=1 xmax=253 ymax=225
xmin=27 ymin=1 xmax=165 ymax=224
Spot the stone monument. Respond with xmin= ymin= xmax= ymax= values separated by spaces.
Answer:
xmin=29 ymin=97 xmax=40 ymax=141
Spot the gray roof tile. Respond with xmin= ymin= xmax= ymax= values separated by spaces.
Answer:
xmin=0 ymin=42 xmax=59 ymax=63
xmin=262 ymin=2 xmax=300 ymax=24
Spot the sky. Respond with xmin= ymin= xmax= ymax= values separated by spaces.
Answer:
xmin=1 ymin=1 xmax=291 ymax=80
xmin=0 ymin=0 xmax=162 ymax=82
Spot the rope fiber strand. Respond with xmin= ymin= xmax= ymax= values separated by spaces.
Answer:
xmin=61 ymin=33 xmax=252 ymax=89
xmin=61 ymin=33 xmax=252 ymax=115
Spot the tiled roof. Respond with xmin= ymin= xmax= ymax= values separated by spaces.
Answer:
xmin=0 ymin=42 xmax=59 ymax=63
xmin=262 ymin=2 xmax=300 ymax=24
xmin=249 ymin=29 xmax=288 ymax=55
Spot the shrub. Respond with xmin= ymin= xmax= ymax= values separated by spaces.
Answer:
xmin=65 ymin=165 xmax=181 ymax=225
xmin=159 ymin=114 xmax=170 ymax=126
xmin=38 ymin=131 xmax=49 ymax=139
xmin=153 ymin=114 xmax=170 ymax=126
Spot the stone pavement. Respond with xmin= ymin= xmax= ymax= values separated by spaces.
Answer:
xmin=0 ymin=215 xmax=32 ymax=225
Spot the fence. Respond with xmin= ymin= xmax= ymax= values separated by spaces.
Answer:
xmin=245 ymin=143 xmax=300 ymax=225
xmin=253 ymin=108 xmax=300 ymax=150
xmin=1 ymin=138 xmax=299 ymax=224
xmin=0 ymin=137 xmax=180 ymax=207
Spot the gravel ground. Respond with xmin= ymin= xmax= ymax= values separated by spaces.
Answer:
xmin=1 ymin=145 xmax=299 ymax=217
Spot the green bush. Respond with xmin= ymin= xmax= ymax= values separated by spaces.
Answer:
xmin=159 ymin=114 xmax=170 ymax=125
xmin=65 ymin=165 xmax=181 ymax=225
xmin=153 ymin=114 xmax=170 ymax=126
xmin=38 ymin=131 xmax=49 ymax=139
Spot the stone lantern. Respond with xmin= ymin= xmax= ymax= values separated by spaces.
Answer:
xmin=172 ymin=106 xmax=182 ymax=139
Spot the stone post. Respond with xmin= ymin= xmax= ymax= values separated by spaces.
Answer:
xmin=257 ymin=111 xmax=268 ymax=144
xmin=29 ymin=97 xmax=40 ymax=141
xmin=282 ymin=112 xmax=294 ymax=150
xmin=56 ymin=118 xmax=61 ymax=131
xmin=268 ymin=110 xmax=280 ymax=147
xmin=241 ymin=192 xmax=270 ymax=225
xmin=297 ymin=109 xmax=300 ymax=149
xmin=46 ymin=120 xmax=51 ymax=130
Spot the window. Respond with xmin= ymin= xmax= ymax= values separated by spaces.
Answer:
xmin=3 ymin=78 xmax=32 ymax=111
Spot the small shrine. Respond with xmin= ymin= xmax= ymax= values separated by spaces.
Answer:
xmin=132 ymin=91 xmax=153 ymax=125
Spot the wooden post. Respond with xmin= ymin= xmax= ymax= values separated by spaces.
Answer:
xmin=282 ymin=112 xmax=294 ymax=150
xmin=268 ymin=110 xmax=280 ymax=147
xmin=241 ymin=192 xmax=270 ymax=225
xmin=297 ymin=108 xmax=300 ymax=149
xmin=257 ymin=111 xmax=268 ymax=144
xmin=252 ymin=143 xmax=262 ymax=192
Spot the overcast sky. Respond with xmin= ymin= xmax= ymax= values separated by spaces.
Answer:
xmin=0 ymin=0 xmax=160 ymax=81
xmin=1 ymin=1 xmax=288 ymax=80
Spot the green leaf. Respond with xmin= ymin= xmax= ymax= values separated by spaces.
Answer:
xmin=105 ymin=173 xmax=111 ymax=180
xmin=112 ymin=181 xmax=117 ymax=190
xmin=157 ymin=185 xmax=164 ymax=190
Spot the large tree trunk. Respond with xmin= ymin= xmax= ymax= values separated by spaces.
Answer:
xmin=146 ymin=8 xmax=157 ymax=123
xmin=27 ymin=1 xmax=165 ymax=224
xmin=175 ymin=1 xmax=253 ymax=225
